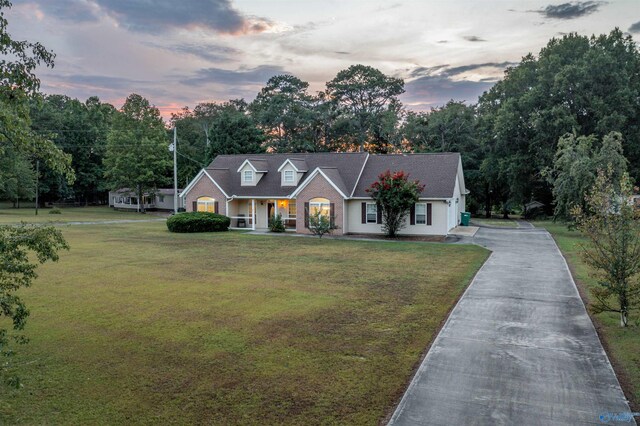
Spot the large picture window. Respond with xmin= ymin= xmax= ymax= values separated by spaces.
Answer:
xmin=309 ymin=197 xmax=330 ymax=217
xmin=415 ymin=203 xmax=426 ymax=224
xmin=197 ymin=196 xmax=216 ymax=213
xmin=366 ymin=203 xmax=377 ymax=223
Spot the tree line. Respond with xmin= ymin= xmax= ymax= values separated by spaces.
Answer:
xmin=2 ymin=28 xmax=639 ymax=219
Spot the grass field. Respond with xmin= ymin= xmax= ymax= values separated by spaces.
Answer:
xmin=534 ymin=221 xmax=640 ymax=410
xmin=0 ymin=217 xmax=488 ymax=424
xmin=0 ymin=206 xmax=163 ymax=224
xmin=471 ymin=217 xmax=518 ymax=228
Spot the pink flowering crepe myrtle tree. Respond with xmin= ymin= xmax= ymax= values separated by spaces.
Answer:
xmin=366 ymin=170 xmax=424 ymax=237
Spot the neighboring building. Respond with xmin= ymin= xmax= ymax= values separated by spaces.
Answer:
xmin=109 ymin=188 xmax=184 ymax=211
xmin=180 ymin=152 xmax=467 ymax=236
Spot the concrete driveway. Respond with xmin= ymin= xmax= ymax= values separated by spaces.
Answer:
xmin=389 ymin=227 xmax=634 ymax=425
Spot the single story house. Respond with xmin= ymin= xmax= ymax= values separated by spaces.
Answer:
xmin=109 ymin=188 xmax=184 ymax=211
xmin=180 ymin=152 xmax=467 ymax=236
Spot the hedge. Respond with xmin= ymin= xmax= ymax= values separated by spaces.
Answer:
xmin=166 ymin=212 xmax=231 ymax=233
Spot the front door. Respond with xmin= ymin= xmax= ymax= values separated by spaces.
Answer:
xmin=267 ymin=201 xmax=275 ymax=224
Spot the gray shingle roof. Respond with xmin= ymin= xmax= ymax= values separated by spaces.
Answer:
xmin=203 ymin=152 xmax=461 ymax=199
xmin=352 ymin=153 xmax=461 ymax=198
xmin=206 ymin=153 xmax=368 ymax=197
xmin=288 ymin=159 xmax=308 ymax=172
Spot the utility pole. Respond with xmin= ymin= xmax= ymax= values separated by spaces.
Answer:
xmin=35 ymin=159 xmax=39 ymax=215
xmin=172 ymin=127 xmax=178 ymax=214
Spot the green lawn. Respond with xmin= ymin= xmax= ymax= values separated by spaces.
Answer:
xmin=0 ymin=221 xmax=488 ymax=425
xmin=534 ymin=221 xmax=640 ymax=410
xmin=0 ymin=206 xmax=164 ymax=224
xmin=471 ymin=217 xmax=518 ymax=228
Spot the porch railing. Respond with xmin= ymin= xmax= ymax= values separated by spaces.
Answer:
xmin=229 ymin=215 xmax=255 ymax=230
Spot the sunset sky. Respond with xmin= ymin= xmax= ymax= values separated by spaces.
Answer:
xmin=8 ymin=0 xmax=640 ymax=119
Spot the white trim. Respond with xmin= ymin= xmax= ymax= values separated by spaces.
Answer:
xmin=350 ymin=196 xmax=448 ymax=201
xmin=180 ymin=168 xmax=230 ymax=200
xmin=236 ymin=159 xmax=256 ymax=173
xmin=350 ymin=153 xmax=370 ymax=197
xmin=289 ymin=167 xmax=349 ymax=199
xmin=342 ymin=198 xmax=346 ymax=232
xmin=231 ymin=195 xmax=292 ymax=199
xmin=365 ymin=202 xmax=378 ymax=224
xmin=202 ymin=170 xmax=230 ymax=198
xmin=283 ymin=169 xmax=295 ymax=183
xmin=251 ymin=199 xmax=256 ymax=230
xmin=236 ymin=159 xmax=267 ymax=173
xmin=180 ymin=169 xmax=206 ymax=198
xmin=277 ymin=158 xmax=307 ymax=172
xmin=415 ymin=202 xmax=427 ymax=225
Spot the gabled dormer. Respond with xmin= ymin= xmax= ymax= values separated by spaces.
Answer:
xmin=277 ymin=158 xmax=308 ymax=186
xmin=237 ymin=159 xmax=268 ymax=186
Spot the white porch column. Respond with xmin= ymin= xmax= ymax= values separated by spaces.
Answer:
xmin=251 ymin=199 xmax=256 ymax=230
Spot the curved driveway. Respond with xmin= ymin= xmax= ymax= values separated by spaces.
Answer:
xmin=389 ymin=227 xmax=634 ymax=425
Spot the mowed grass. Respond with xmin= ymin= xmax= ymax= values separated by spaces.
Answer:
xmin=0 ymin=222 xmax=488 ymax=425
xmin=534 ymin=221 xmax=640 ymax=410
xmin=0 ymin=206 xmax=162 ymax=224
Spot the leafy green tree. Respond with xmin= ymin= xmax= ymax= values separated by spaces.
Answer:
xmin=477 ymin=29 xmax=640 ymax=212
xmin=169 ymin=106 xmax=208 ymax=187
xmin=205 ymin=100 xmax=265 ymax=161
xmin=404 ymin=101 xmax=485 ymax=214
xmin=547 ymin=131 xmax=627 ymax=220
xmin=326 ymin=65 xmax=405 ymax=152
xmin=0 ymin=0 xmax=70 ymax=387
xmin=572 ymin=168 xmax=640 ymax=327
xmin=366 ymin=170 xmax=424 ymax=237
xmin=0 ymin=0 xmax=73 ymax=190
xmin=29 ymin=95 xmax=115 ymax=204
xmin=0 ymin=146 xmax=35 ymax=205
xmin=250 ymin=75 xmax=318 ymax=152
xmin=1 ymin=224 xmax=68 ymax=386
xmin=103 ymin=94 xmax=171 ymax=212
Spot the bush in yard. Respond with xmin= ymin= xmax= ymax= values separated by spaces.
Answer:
xmin=269 ymin=213 xmax=285 ymax=233
xmin=367 ymin=170 xmax=424 ymax=237
xmin=49 ymin=208 xmax=62 ymax=214
xmin=308 ymin=210 xmax=336 ymax=238
xmin=571 ymin=167 xmax=640 ymax=327
xmin=166 ymin=212 xmax=230 ymax=233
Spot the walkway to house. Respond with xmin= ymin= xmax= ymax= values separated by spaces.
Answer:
xmin=389 ymin=226 xmax=634 ymax=426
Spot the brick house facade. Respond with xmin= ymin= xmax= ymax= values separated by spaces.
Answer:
xmin=180 ymin=153 xmax=466 ymax=236
xmin=295 ymin=173 xmax=345 ymax=235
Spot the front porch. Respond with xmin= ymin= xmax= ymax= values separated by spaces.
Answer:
xmin=226 ymin=198 xmax=297 ymax=231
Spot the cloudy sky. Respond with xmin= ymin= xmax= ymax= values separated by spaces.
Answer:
xmin=7 ymin=0 xmax=640 ymax=119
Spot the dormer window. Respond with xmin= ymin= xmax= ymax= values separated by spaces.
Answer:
xmin=243 ymin=170 xmax=253 ymax=183
xmin=284 ymin=170 xmax=295 ymax=183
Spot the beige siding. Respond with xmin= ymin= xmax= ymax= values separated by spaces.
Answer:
xmin=295 ymin=174 xmax=344 ymax=235
xmin=184 ymin=175 xmax=227 ymax=215
xmin=280 ymin=163 xmax=302 ymax=186
xmin=345 ymin=200 xmax=449 ymax=236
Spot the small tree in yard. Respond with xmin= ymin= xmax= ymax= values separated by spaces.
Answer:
xmin=1 ymin=224 xmax=68 ymax=386
xmin=571 ymin=167 xmax=640 ymax=327
xmin=308 ymin=210 xmax=335 ymax=238
xmin=269 ymin=213 xmax=286 ymax=233
xmin=367 ymin=170 xmax=424 ymax=237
